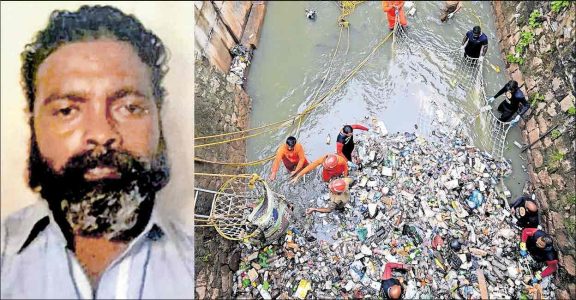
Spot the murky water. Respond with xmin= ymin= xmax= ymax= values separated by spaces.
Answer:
xmin=245 ymin=1 xmax=529 ymax=221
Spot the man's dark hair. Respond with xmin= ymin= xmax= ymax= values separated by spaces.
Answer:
xmin=507 ymin=80 xmax=519 ymax=91
xmin=286 ymin=136 xmax=297 ymax=147
xmin=22 ymin=5 xmax=170 ymax=191
xmin=472 ymin=25 xmax=481 ymax=35
xmin=343 ymin=125 xmax=353 ymax=134
xmin=21 ymin=5 xmax=168 ymax=113
xmin=541 ymin=234 xmax=553 ymax=247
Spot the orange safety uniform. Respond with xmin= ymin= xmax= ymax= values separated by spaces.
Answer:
xmin=382 ymin=1 xmax=407 ymax=30
xmin=271 ymin=143 xmax=309 ymax=177
xmin=298 ymin=154 xmax=348 ymax=182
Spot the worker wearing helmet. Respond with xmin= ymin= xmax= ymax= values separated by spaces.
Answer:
xmin=337 ymin=124 xmax=368 ymax=162
xmin=382 ymin=1 xmax=407 ymax=31
xmin=306 ymin=178 xmax=354 ymax=214
xmin=291 ymin=154 xmax=348 ymax=184
xmin=269 ymin=136 xmax=309 ymax=181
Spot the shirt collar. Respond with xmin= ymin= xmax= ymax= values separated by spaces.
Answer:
xmin=16 ymin=197 xmax=166 ymax=254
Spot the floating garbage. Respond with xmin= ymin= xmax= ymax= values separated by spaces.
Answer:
xmin=232 ymin=130 xmax=556 ymax=299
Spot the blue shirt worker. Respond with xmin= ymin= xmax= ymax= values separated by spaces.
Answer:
xmin=488 ymin=80 xmax=531 ymax=123
xmin=461 ymin=25 xmax=488 ymax=61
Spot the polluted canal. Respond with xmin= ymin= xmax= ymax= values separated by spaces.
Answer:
xmin=233 ymin=1 xmax=543 ymax=299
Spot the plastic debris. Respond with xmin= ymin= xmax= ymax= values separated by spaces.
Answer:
xmin=227 ymin=44 xmax=252 ymax=85
xmin=232 ymin=130 xmax=557 ymax=299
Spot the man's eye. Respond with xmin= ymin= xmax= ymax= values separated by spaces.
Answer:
xmin=122 ymin=104 xmax=148 ymax=115
xmin=54 ymin=106 xmax=77 ymax=117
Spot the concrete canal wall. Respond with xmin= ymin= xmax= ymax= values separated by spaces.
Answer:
xmin=493 ymin=1 xmax=575 ymax=298
xmin=194 ymin=1 xmax=266 ymax=298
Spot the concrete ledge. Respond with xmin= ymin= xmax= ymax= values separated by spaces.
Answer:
xmin=241 ymin=2 xmax=267 ymax=49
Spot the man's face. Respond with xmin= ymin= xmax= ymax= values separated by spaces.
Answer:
xmin=536 ymin=237 xmax=547 ymax=248
xmin=34 ymin=39 xmax=160 ymax=177
xmin=30 ymin=39 xmax=166 ymax=239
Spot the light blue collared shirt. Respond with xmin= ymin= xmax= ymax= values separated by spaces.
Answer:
xmin=1 ymin=200 xmax=194 ymax=299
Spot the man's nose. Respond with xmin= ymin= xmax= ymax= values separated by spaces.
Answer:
xmin=85 ymin=112 xmax=120 ymax=152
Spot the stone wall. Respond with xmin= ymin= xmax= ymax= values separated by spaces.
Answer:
xmin=492 ymin=1 xmax=575 ymax=298
xmin=194 ymin=1 xmax=267 ymax=74
xmin=194 ymin=1 xmax=267 ymax=298
xmin=194 ymin=57 xmax=250 ymax=299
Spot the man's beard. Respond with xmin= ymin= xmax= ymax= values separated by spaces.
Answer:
xmin=28 ymin=137 xmax=170 ymax=242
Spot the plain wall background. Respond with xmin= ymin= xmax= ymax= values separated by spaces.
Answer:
xmin=0 ymin=1 xmax=195 ymax=230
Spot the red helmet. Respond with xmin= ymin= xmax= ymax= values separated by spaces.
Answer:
xmin=329 ymin=179 xmax=347 ymax=193
xmin=323 ymin=154 xmax=339 ymax=170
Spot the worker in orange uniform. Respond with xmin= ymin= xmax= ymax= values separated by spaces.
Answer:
xmin=269 ymin=136 xmax=309 ymax=181
xmin=306 ymin=177 xmax=354 ymax=214
xmin=291 ymin=153 xmax=348 ymax=184
xmin=382 ymin=1 xmax=407 ymax=31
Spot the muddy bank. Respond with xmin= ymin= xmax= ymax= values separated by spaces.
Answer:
xmin=492 ymin=1 xmax=575 ymax=297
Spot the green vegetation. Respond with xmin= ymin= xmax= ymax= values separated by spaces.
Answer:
xmin=567 ymin=106 xmax=576 ymax=116
xmin=516 ymin=31 xmax=535 ymax=53
xmin=200 ymin=253 xmax=211 ymax=262
xmin=508 ymin=31 xmax=535 ymax=65
xmin=551 ymin=129 xmax=561 ymax=139
xmin=551 ymin=0 xmax=570 ymax=13
xmin=550 ymin=149 xmax=565 ymax=163
xmin=568 ymin=194 xmax=576 ymax=206
xmin=506 ymin=53 xmax=525 ymax=65
xmin=565 ymin=217 xmax=576 ymax=236
xmin=529 ymin=93 xmax=545 ymax=106
xmin=529 ymin=10 xmax=542 ymax=28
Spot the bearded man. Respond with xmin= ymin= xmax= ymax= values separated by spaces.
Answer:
xmin=1 ymin=5 xmax=193 ymax=298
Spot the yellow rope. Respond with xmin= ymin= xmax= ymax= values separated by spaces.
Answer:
xmin=339 ymin=1 xmax=365 ymax=21
xmin=195 ymin=1 xmax=366 ymax=143
xmin=196 ymin=29 xmax=394 ymax=154
xmin=194 ymin=155 xmax=275 ymax=166
xmin=194 ymin=172 xmax=253 ymax=178
xmin=195 ymin=117 xmax=296 ymax=140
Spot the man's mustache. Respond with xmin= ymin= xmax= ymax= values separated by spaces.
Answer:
xmin=60 ymin=149 xmax=147 ymax=178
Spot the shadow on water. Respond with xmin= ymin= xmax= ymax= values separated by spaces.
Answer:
xmin=246 ymin=1 xmax=529 ymax=215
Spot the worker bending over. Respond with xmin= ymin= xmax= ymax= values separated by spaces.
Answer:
xmin=382 ymin=1 xmax=407 ymax=31
xmin=269 ymin=136 xmax=309 ymax=181
xmin=440 ymin=1 xmax=462 ymax=22
xmin=306 ymin=178 xmax=354 ymax=215
xmin=291 ymin=154 xmax=348 ymax=183
xmin=336 ymin=124 xmax=369 ymax=162
xmin=488 ymin=80 xmax=530 ymax=124
xmin=380 ymin=263 xmax=411 ymax=299
xmin=519 ymin=228 xmax=559 ymax=283
xmin=510 ymin=195 xmax=540 ymax=228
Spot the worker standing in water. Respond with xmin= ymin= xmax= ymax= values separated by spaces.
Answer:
xmin=269 ymin=136 xmax=309 ymax=181
xmin=382 ymin=1 xmax=407 ymax=31
xmin=291 ymin=154 xmax=348 ymax=183
xmin=440 ymin=1 xmax=462 ymax=22
xmin=461 ymin=25 xmax=488 ymax=61
xmin=336 ymin=124 xmax=369 ymax=162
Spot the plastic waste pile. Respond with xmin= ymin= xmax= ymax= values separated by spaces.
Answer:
xmin=233 ymin=131 xmax=556 ymax=299
xmin=227 ymin=44 xmax=252 ymax=85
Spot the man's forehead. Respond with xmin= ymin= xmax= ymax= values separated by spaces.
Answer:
xmin=35 ymin=39 xmax=153 ymax=100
